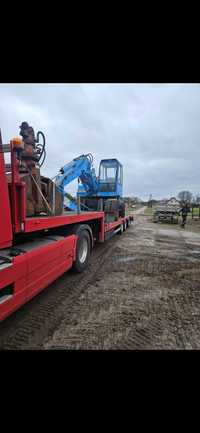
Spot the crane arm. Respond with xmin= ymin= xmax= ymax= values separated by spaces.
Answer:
xmin=54 ymin=154 xmax=98 ymax=197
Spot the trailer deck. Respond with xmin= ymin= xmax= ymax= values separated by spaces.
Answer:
xmin=23 ymin=211 xmax=105 ymax=236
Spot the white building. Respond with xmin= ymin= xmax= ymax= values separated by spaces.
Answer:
xmin=167 ymin=197 xmax=180 ymax=206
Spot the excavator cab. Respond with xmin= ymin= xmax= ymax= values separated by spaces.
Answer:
xmin=98 ymin=159 xmax=123 ymax=198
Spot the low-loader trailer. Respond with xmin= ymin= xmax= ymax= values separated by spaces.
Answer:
xmin=0 ymin=123 xmax=133 ymax=321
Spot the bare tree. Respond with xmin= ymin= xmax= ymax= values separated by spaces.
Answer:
xmin=178 ymin=191 xmax=193 ymax=203
xmin=195 ymin=194 xmax=200 ymax=205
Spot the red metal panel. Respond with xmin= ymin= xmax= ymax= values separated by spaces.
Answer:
xmin=99 ymin=215 xmax=105 ymax=242
xmin=24 ymin=211 xmax=105 ymax=233
xmin=10 ymin=144 xmax=26 ymax=233
xmin=0 ymin=254 xmax=28 ymax=321
xmin=104 ymin=217 xmax=123 ymax=232
xmin=104 ymin=215 xmax=132 ymax=232
xmin=0 ymin=235 xmax=76 ymax=321
xmin=0 ymin=135 xmax=12 ymax=249
xmin=26 ymin=235 xmax=76 ymax=301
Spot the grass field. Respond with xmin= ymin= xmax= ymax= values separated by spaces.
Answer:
xmin=190 ymin=207 xmax=200 ymax=217
xmin=144 ymin=207 xmax=154 ymax=215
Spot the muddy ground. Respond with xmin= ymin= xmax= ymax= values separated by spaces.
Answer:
xmin=1 ymin=208 xmax=200 ymax=350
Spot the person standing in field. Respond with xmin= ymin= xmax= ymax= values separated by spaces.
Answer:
xmin=179 ymin=202 xmax=190 ymax=228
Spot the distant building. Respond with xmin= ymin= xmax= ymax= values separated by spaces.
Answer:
xmin=159 ymin=198 xmax=168 ymax=205
xmin=159 ymin=197 xmax=180 ymax=206
xmin=167 ymin=197 xmax=180 ymax=206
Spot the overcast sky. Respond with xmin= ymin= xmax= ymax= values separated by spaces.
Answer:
xmin=0 ymin=83 xmax=199 ymax=200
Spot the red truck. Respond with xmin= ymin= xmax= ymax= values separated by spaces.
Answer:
xmin=0 ymin=125 xmax=133 ymax=321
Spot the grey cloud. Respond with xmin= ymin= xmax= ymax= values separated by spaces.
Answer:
xmin=0 ymin=83 xmax=200 ymax=199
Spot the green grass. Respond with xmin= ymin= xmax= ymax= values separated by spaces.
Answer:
xmin=189 ymin=207 xmax=200 ymax=217
xmin=144 ymin=207 xmax=154 ymax=215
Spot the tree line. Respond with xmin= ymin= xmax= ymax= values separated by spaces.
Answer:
xmin=125 ymin=192 xmax=200 ymax=206
xmin=177 ymin=191 xmax=200 ymax=204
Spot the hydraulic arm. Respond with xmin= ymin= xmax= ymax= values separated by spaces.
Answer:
xmin=54 ymin=153 xmax=99 ymax=207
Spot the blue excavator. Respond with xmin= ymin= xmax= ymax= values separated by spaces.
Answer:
xmin=54 ymin=153 xmax=125 ymax=218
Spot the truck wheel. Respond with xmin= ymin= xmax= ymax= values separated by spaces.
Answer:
xmin=72 ymin=229 xmax=91 ymax=273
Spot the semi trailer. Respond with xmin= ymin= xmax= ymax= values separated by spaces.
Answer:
xmin=0 ymin=122 xmax=133 ymax=321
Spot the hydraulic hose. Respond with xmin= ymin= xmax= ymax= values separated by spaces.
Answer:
xmin=36 ymin=130 xmax=46 ymax=167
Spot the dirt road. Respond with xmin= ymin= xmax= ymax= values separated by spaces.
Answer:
xmin=133 ymin=206 xmax=147 ymax=215
xmin=43 ymin=211 xmax=200 ymax=350
xmin=1 ymin=210 xmax=200 ymax=350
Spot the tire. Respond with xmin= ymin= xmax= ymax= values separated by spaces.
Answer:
xmin=72 ymin=229 xmax=91 ymax=273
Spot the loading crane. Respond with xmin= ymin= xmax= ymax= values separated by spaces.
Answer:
xmin=54 ymin=153 xmax=98 ymax=197
xmin=0 ymin=122 xmax=133 ymax=321
xmin=54 ymin=153 xmax=98 ymax=211
xmin=54 ymin=153 xmax=125 ymax=217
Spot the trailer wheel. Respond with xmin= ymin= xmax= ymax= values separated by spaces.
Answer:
xmin=72 ymin=229 xmax=91 ymax=273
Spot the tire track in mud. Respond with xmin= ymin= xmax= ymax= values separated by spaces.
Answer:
xmin=2 ymin=212 xmax=200 ymax=350
xmin=0 ymin=234 xmax=120 ymax=350
xmin=44 ymin=215 xmax=200 ymax=350
xmin=110 ymin=220 xmax=200 ymax=350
